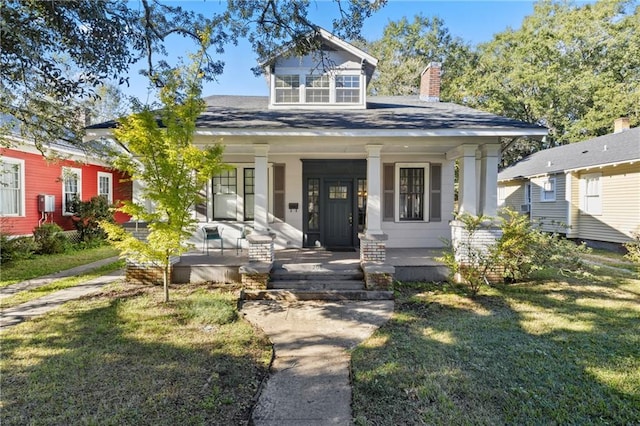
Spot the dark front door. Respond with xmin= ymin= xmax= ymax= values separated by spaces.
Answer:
xmin=323 ymin=179 xmax=353 ymax=249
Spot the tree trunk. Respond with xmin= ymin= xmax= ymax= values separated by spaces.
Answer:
xmin=163 ymin=257 xmax=170 ymax=303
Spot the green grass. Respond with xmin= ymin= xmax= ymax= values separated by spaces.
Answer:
xmin=0 ymin=245 xmax=118 ymax=287
xmin=352 ymin=268 xmax=640 ymax=424
xmin=0 ymin=260 xmax=124 ymax=309
xmin=0 ymin=283 xmax=272 ymax=425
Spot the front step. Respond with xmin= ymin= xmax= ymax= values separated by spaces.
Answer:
xmin=270 ymin=280 xmax=365 ymax=290
xmin=242 ymin=289 xmax=394 ymax=301
xmin=270 ymin=269 xmax=364 ymax=282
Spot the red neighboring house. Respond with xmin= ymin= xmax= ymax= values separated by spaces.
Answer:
xmin=1 ymin=137 xmax=132 ymax=236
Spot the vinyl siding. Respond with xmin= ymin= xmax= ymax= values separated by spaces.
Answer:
xmin=567 ymin=172 xmax=580 ymax=238
xmin=498 ymin=180 xmax=526 ymax=214
xmin=531 ymin=174 xmax=567 ymax=233
xmin=576 ymin=163 xmax=640 ymax=243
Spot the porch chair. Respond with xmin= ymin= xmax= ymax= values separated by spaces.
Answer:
xmin=202 ymin=226 xmax=223 ymax=255
xmin=236 ymin=226 xmax=252 ymax=254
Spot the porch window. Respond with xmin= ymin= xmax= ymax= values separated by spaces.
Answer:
xmin=213 ymin=169 xmax=237 ymax=220
xmin=307 ymin=178 xmax=320 ymax=230
xmin=244 ymin=168 xmax=255 ymax=220
xmin=0 ymin=157 xmax=25 ymax=216
xmin=398 ymin=167 xmax=425 ymax=221
xmin=98 ymin=172 xmax=113 ymax=204
xmin=62 ymin=167 xmax=81 ymax=215
xmin=275 ymin=75 xmax=300 ymax=103
xmin=305 ymin=75 xmax=330 ymax=103
xmin=540 ymin=177 xmax=556 ymax=202
xmin=581 ymin=173 xmax=601 ymax=215
xmin=336 ymin=75 xmax=360 ymax=103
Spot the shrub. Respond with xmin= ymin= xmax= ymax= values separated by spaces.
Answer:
xmin=33 ymin=223 xmax=69 ymax=255
xmin=69 ymin=196 xmax=114 ymax=243
xmin=0 ymin=233 xmax=37 ymax=264
xmin=623 ymin=232 xmax=640 ymax=272
xmin=439 ymin=213 xmax=496 ymax=296
xmin=494 ymin=208 xmax=589 ymax=282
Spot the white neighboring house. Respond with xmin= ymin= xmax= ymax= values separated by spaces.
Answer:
xmin=498 ymin=119 xmax=640 ymax=247
xmin=87 ymin=28 xmax=547 ymax=255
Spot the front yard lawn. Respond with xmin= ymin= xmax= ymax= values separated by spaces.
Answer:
xmin=0 ymin=283 xmax=272 ymax=425
xmin=352 ymin=268 xmax=640 ymax=424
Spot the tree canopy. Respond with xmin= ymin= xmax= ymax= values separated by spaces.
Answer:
xmin=1 ymin=0 xmax=385 ymax=150
xmin=450 ymin=0 xmax=640 ymax=161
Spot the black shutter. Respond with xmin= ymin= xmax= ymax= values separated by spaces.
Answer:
xmin=273 ymin=164 xmax=285 ymax=220
xmin=383 ymin=163 xmax=394 ymax=221
xmin=430 ymin=164 xmax=441 ymax=221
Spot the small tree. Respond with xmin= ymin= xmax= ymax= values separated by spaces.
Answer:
xmin=101 ymin=41 xmax=226 ymax=302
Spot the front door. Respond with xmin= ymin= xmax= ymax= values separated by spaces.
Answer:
xmin=323 ymin=179 xmax=353 ymax=249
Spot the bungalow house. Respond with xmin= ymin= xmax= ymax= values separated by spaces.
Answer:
xmin=0 ymin=134 xmax=132 ymax=236
xmin=86 ymin=29 xmax=546 ymax=272
xmin=498 ymin=119 xmax=640 ymax=247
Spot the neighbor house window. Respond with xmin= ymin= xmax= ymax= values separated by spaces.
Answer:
xmin=396 ymin=164 xmax=429 ymax=221
xmin=0 ymin=157 xmax=25 ymax=216
xmin=540 ymin=177 xmax=556 ymax=202
xmin=98 ymin=172 xmax=113 ymax=204
xmin=244 ymin=168 xmax=255 ymax=220
xmin=581 ymin=173 xmax=602 ymax=215
xmin=62 ymin=167 xmax=81 ymax=215
xmin=335 ymin=75 xmax=360 ymax=103
xmin=275 ymin=75 xmax=300 ymax=103
xmin=305 ymin=75 xmax=330 ymax=103
xmin=213 ymin=168 xmax=237 ymax=220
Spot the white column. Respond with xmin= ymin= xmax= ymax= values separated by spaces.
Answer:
xmin=480 ymin=144 xmax=501 ymax=217
xmin=458 ymin=144 xmax=478 ymax=216
xmin=365 ymin=144 xmax=383 ymax=235
xmin=254 ymin=144 xmax=269 ymax=233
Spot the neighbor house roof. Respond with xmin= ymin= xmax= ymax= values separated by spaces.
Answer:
xmin=499 ymin=127 xmax=640 ymax=181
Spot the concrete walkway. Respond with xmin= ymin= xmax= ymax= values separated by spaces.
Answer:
xmin=0 ymin=267 xmax=124 ymax=330
xmin=0 ymin=256 xmax=120 ymax=299
xmin=241 ymin=300 xmax=394 ymax=425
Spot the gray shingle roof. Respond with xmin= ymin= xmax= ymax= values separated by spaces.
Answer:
xmin=499 ymin=127 xmax=640 ymax=181
xmin=86 ymin=95 xmax=546 ymax=132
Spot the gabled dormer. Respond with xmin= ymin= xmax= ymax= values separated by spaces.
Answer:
xmin=262 ymin=28 xmax=378 ymax=110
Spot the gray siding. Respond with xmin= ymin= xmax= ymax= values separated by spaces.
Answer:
xmin=531 ymin=174 xmax=567 ymax=233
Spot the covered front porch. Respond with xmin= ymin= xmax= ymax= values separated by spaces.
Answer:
xmin=172 ymin=247 xmax=449 ymax=285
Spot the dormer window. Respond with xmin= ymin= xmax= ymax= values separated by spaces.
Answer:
xmin=305 ymin=75 xmax=330 ymax=103
xmin=336 ymin=75 xmax=360 ymax=103
xmin=275 ymin=75 xmax=300 ymax=103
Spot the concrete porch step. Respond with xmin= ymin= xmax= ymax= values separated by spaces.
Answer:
xmin=269 ymin=280 xmax=365 ymax=291
xmin=242 ymin=289 xmax=394 ymax=301
xmin=270 ymin=270 xmax=364 ymax=281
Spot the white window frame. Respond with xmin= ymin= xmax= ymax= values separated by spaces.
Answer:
xmin=540 ymin=177 xmax=556 ymax=202
xmin=272 ymin=72 xmax=363 ymax=106
xmin=97 ymin=172 xmax=113 ymax=204
xmin=62 ymin=167 xmax=82 ymax=215
xmin=395 ymin=163 xmax=430 ymax=222
xmin=0 ymin=157 xmax=26 ymax=217
xmin=580 ymin=173 xmax=602 ymax=215
xmin=274 ymin=74 xmax=300 ymax=104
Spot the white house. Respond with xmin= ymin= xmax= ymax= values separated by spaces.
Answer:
xmin=87 ymin=28 xmax=547 ymax=265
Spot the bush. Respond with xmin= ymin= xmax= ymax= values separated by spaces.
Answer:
xmin=69 ymin=196 xmax=114 ymax=243
xmin=33 ymin=224 xmax=70 ymax=255
xmin=624 ymin=232 xmax=640 ymax=271
xmin=0 ymin=233 xmax=37 ymax=264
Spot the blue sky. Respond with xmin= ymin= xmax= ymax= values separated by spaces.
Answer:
xmin=127 ymin=0 xmax=545 ymax=102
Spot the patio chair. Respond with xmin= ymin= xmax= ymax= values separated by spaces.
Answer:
xmin=202 ymin=226 xmax=223 ymax=255
xmin=236 ymin=226 xmax=252 ymax=254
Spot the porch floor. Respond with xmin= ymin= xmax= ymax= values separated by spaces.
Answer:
xmin=173 ymin=247 xmax=449 ymax=284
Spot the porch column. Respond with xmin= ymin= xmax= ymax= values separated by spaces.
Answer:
xmin=480 ymin=144 xmax=501 ymax=217
xmin=253 ymin=144 xmax=269 ymax=233
xmin=458 ymin=144 xmax=478 ymax=216
xmin=365 ymin=144 xmax=383 ymax=235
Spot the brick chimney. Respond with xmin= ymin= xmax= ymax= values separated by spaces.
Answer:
xmin=420 ymin=62 xmax=441 ymax=102
xmin=614 ymin=117 xmax=630 ymax=133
